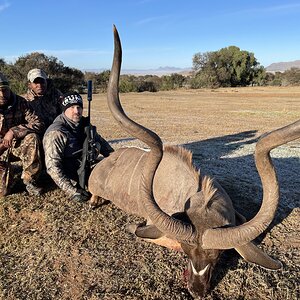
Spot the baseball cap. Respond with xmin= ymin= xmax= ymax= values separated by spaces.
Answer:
xmin=27 ymin=68 xmax=48 ymax=82
xmin=0 ymin=72 xmax=9 ymax=88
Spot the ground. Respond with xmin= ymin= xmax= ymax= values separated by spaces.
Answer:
xmin=0 ymin=86 xmax=299 ymax=300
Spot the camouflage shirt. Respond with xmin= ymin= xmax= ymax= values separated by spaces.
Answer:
xmin=0 ymin=93 xmax=44 ymax=141
xmin=43 ymin=114 xmax=114 ymax=197
xmin=24 ymin=79 xmax=63 ymax=132
xmin=43 ymin=114 xmax=86 ymax=197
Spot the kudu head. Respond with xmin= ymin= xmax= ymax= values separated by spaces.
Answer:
xmin=177 ymin=178 xmax=236 ymax=297
xmin=108 ymin=25 xmax=300 ymax=298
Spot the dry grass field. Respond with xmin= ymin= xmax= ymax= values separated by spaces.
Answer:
xmin=0 ymin=86 xmax=299 ymax=300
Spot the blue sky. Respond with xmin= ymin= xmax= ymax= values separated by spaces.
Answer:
xmin=1 ymin=0 xmax=300 ymax=71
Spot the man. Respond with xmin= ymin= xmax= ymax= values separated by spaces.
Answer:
xmin=0 ymin=72 xmax=44 ymax=195
xmin=24 ymin=68 xmax=63 ymax=132
xmin=43 ymin=92 xmax=114 ymax=202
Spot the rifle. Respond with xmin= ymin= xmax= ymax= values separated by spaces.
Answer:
xmin=77 ymin=80 xmax=98 ymax=189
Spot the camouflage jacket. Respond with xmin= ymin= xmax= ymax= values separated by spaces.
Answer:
xmin=24 ymin=79 xmax=63 ymax=132
xmin=43 ymin=114 xmax=87 ymax=197
xmin=43 ymin=114 xmax=114 ymax=197
xmin=0 ymin=93 xmax=44 ymax=141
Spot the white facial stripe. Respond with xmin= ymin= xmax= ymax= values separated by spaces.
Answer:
xmin=191 ymin=262 xmax=210 ymax=276
xmin=199 ymin=264 xmax=210 ymax=276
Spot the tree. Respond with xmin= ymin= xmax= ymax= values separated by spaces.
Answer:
xmin=13 ymin=52 xmax=84 ymax=93
xmin=95 ymin=70 xmax=110 ymax=92
xmin=192 ymin=52 xmax=211 ymax=71
xmin=0 ymin=58 xmax=5 ymax=68
xmin=160 ymin=73 xmax=186 ymax=90
xmin=282 ymin=68 xmax=300 ymax=86
xmin=0 ymin=58 xmax=25 ymax=94
xmin=52 ymin=66 xmax=85 ymax=93
xmin=264 ymin=72 xmax=284 ymax=86
xmin=119 ymin=75 xmax=137 ymax=93
xmin=14 ymin=52 xmax=64 ymax=77
xmin=192 ymin=46 xmax=265 ymax=87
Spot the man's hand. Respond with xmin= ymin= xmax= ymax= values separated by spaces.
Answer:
xmin=3 ymin=130 xmax=14 ymax=148
xmin=70 ymin=189 xmax=91 ymax=202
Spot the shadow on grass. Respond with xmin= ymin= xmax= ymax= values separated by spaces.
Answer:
xmin=183 ymin=129 xmax=299 ymax=222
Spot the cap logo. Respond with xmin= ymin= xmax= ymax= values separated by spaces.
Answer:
xmin=62 ymin=94 xmax=82 ymax=106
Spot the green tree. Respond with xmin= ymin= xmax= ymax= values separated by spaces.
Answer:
xmin=251 ymin=66 xmax=266 ymax=86
xmin=170 ymin=73 xmax=185 ymax=88
xmin=14 ymin=52 xmax=64 ymax=77
xmin=265 ymin=72 xmax=283 ymax=86
xmin=13 ymin=52 xmax=84 ymax=93
xmin=119 ymin=75 xmax=137 ymax=93
xmin=136 ymin=75 xmax=161 ymax=92
xmin=95 ymin=70 xmax=111 ymax=92
xmin=0 ymin=58 xmax=5 ymax=68
xmin=160 ymin=73 xmax=186 ymax=90
xmin=0 ymin=58 xmax=25 ymax=94
xmin=282 ymin=68 xmax=300 ymax=86
xmin=192 ymin=46 xmax=265 ymax=87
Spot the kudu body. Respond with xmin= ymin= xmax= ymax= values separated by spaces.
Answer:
xmin=88 ymin=26 xmax=300 ymax=298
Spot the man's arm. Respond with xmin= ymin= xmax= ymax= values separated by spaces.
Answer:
xmin=10 ymin=97 xmax=45 ymax=139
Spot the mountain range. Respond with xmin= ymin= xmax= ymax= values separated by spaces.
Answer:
xmin=83 ymin=66 xmax=192 ymax=76
xmin=83 ymin=60 xmax=300 ymax=76
xmin=265 ymin=60 xmax=300 ymax=72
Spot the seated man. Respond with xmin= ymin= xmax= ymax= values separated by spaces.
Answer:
xmin=0 ymin=72 xmax=44 ymax=195
xmin=43 ymin=92 xmax=114 ymax=202
xmin=24 ymin=68 xmax=63 ymax=132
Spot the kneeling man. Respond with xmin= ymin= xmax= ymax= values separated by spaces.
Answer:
xmin=43 ymin=92 xmax=113 ymax=202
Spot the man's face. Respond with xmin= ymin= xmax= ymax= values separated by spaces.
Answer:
xmin=28 ymin=77 xmax=47 ymax=96
xmin=64 ymin=105 xmax=83 ymax=123
xmin=0 ymin=86 xmax=11 ymax=106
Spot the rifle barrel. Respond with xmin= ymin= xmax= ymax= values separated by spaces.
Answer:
xmin=87 ymin=80 xmax=92 ymax=102
xmin=87 ymin=80 xmax=92 ymax=120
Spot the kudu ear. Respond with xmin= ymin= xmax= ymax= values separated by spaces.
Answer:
xmin=134 ymin=224 xmax=164 ymax=239
xmin=133 ymin=211 xmax=191 ymax=239
xmin=233 ymin=210 xmax=282 ymax=270
xmin=134 ymin=212 xmax=190 ymax=239
xmin=235 ymin=242 xmax=282 ymax=270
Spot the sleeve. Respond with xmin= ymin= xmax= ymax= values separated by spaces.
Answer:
xmin=10 ymin=97 xmax=45 ymax=139
xmin=43 ymin=130 xmax=77 ymax=197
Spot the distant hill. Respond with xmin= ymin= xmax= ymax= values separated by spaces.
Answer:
xmin=266 ymin=60 xmax=300 ymax=73
xmin=83 ymin=66 xmax=193 ymax=76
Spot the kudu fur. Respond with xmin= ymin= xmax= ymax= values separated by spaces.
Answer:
xmin=88 ymin=26 xmax=300 ymax=298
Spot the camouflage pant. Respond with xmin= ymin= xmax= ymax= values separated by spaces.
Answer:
xmin=5 ymin=133 xmax=42 ymax=183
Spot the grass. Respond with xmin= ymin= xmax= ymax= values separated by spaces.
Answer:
xmin=0 ymin=86 xmax=299 ymax=300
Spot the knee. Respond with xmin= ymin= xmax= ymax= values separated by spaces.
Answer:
xmin=22 ymin=133 xmax=41 ymax=146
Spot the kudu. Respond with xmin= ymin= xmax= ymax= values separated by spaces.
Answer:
xmin=88 ymin=26 xmax=300 ymax=298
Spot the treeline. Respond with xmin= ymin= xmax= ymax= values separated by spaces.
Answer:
xmin=0 ymin=52 xmax=85 ymax=94
xmin=1 ymin=49 xmax=300 ymax=95
xmin=85 ymin=71 xmax=187 ymax=93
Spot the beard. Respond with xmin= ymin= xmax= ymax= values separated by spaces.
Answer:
xmin=72 ymin=115 xmax=81 ymax=123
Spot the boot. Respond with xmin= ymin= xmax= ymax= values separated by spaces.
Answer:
xmin=25 ymin=181 xmax=43 ymax=196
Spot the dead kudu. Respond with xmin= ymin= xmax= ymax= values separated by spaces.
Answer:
xmin=88 ymin=26 xmax=300 ymax=298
